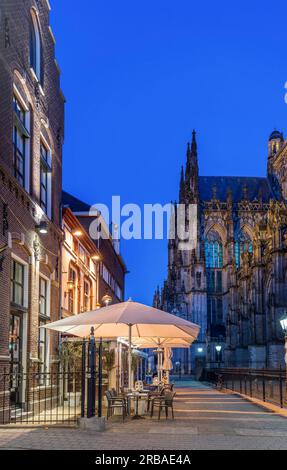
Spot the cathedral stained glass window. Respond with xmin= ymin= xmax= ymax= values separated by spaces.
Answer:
xmin=235 ymin=231 xmax=253 ymax=268
xmin=204 ymin=231 xmax=223 ymax=268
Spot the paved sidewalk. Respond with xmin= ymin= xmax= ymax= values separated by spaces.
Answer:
xmin=1 ymin=382 xmax=287 ymax=450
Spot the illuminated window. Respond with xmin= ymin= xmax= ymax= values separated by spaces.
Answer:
xmin=68 ymin=268 xmax=77 ymax=314
xmin=64 ymin=225 xmax=73 ymax=248
xmin=83 ymin=280 xmax=90 ymax=311
xmin=204 ymin=231 xmax=223 ymax=268
xmin=235 ymin=231 xmax=253 ymax=268
xmin=79 ymin=243 xmax=89 ymax=267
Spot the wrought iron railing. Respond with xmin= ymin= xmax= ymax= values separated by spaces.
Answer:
xmin=0 ymin=365 xmax=83 ymax=425
xmin=205 ymin=368 xmax=287 ymax=408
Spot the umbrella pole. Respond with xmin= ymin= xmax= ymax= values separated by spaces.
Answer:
xmin=128 ymin=323 xmax=132 ymax=390
xmin=166 ymin=370 xmax=170 ymax=384
xmin=157 ymin=348 xmax=162 ymax=384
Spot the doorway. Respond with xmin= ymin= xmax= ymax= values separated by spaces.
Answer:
xmin=9 ymin=313 xmax=23 ymax=405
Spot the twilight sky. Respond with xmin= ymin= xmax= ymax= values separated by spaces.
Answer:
xmin=51 ymin=0 xmax=287 ymax=305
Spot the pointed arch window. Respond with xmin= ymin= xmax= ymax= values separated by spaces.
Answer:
xmin=235 ymin=230 xmax=253 ymax=268
xmin=30 ymin=10 xmax=42 ymax=82
xmin=204 ymin=231 xmax=223 ymax=268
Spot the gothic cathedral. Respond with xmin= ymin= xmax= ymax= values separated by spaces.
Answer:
xmin=154 ymin=130 xmax=287 ymax=372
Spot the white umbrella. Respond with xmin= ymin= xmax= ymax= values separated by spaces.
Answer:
xmin=163 ymin=347 xmax=173 ymax=384
xmin=129 ymin=337 xmax=192 ymax=349
xmin=163 ymin=347 xmax=173 ymax=371
xmin=127 ymin=337 xmax=192 ymax=384
xmin=42 ymin=299 xmax=200 ymax=389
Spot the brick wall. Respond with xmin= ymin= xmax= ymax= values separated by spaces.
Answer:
xmin=77 ymin=216 xmax=126 ymax=305
xmin=0 ymin=0 xmax=64 ymax=382
xmin=61 ymin=208 xmax=99 ymax=317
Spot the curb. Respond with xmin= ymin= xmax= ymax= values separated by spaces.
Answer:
xmin=218 ymin=388 xmax=287 ymax=418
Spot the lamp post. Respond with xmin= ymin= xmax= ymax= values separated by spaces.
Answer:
xmin=279 ymin=313 xmax=287 ymax=404
xmin=215 ymin=345 xmax=222 ymax=368
xmin=175 ymin=360 xmax=181 ymax=378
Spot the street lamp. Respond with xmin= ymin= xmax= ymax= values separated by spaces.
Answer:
xmin=175 ymin=360 xmax=181 ymax=378
xmin=280 ymin=313 xmax=287 ymax=337
xmin=215 ymin=345 xmax=222 ymax=367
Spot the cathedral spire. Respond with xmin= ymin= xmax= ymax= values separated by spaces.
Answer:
xmin=187 ymin=141 xmax=191 ymax=157
xmin=185 ymin=130 xmax=199 ymax=203
xmin=185 ymin=142 xmax=191 ymax=179
xmin=191 ymin=129 xmax=197 ymax=159
xmin=179 ymin=165 xmax=185 ymax=203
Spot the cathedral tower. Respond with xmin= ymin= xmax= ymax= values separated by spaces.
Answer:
xmin=185 ymin=130 xmax=199 ymax=204
xmin=154 ymin=129 xmax=287 ymax=373
xmin=268 ymin=130 xmax=284 ymax=160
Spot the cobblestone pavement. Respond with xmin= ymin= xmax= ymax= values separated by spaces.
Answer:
xmin=1 ymin=382 xmax=287 ymax=450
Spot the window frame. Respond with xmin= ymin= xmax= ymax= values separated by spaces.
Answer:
xmin=39 ymin=276 xmax=50 ymax=319
xmin=13 ymin=125 xmax=25 ymax=187
xmin=30 ymin=9 xmax=42 ymax=83
xmin=11 ymin=260 xmax=25 ymax=307
xmin=235 ymin=231 xmax=253 ymax=268
xmin=38 ymin=319 xmax=47 ymax=374
xmin=204 ymin=240 xmax=223 ymax=269
xmin=40 ymin=137 xmax=52 ymax=217
xmin=13 ymin=96 xmax=30 ymax=188
xmin=83 ymin=279 xmax=91 ymax=312
xmin=68 ymin=267 xmax=77 ymax=314
xmin=38 ymin=275 xmax=50 ymax=378
xmin=78 ymin=243 xmax=89 ymax=267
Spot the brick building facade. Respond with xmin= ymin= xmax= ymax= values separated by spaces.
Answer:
xmin=62 ymin=191 xmax=126 ymax=309
xmin=62 ymin=208 xmax=100 ymax=319
xmin=0 ymin=0 xmax=64 ymax=409
xmin=61 ymin=192 xmax=127 ymax=391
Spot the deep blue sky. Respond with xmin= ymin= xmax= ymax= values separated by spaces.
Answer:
xmin=51 ymin=0 xmax=287 ymax=305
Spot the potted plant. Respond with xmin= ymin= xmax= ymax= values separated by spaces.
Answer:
xmin=59 ymin=341 xmax=82 ymax=407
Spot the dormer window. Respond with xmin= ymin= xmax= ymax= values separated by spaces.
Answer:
xmin=30 ymin=10 xmax=42 ymax=82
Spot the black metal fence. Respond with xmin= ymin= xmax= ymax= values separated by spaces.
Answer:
xmin=0 ymin=365 xmax=83 ymax=425
xmin=0 ymin=337 xmax=108 ymax=425
xmin=205 ymin=368 xmax=287 ymax=408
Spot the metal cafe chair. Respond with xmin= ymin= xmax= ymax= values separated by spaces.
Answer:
xmin=147 ymin=383 xmax=174 ymax=412
xmin=147 ymin=385 xmax=165 ymax=412
xmin=150 ymin=391 xmax=176 ymax=421
xmin=105 ymin=390 xmax=127 ymax=421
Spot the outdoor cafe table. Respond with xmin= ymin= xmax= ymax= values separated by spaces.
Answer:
xmin=126 ymin=391 xmax=149 ymax=419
